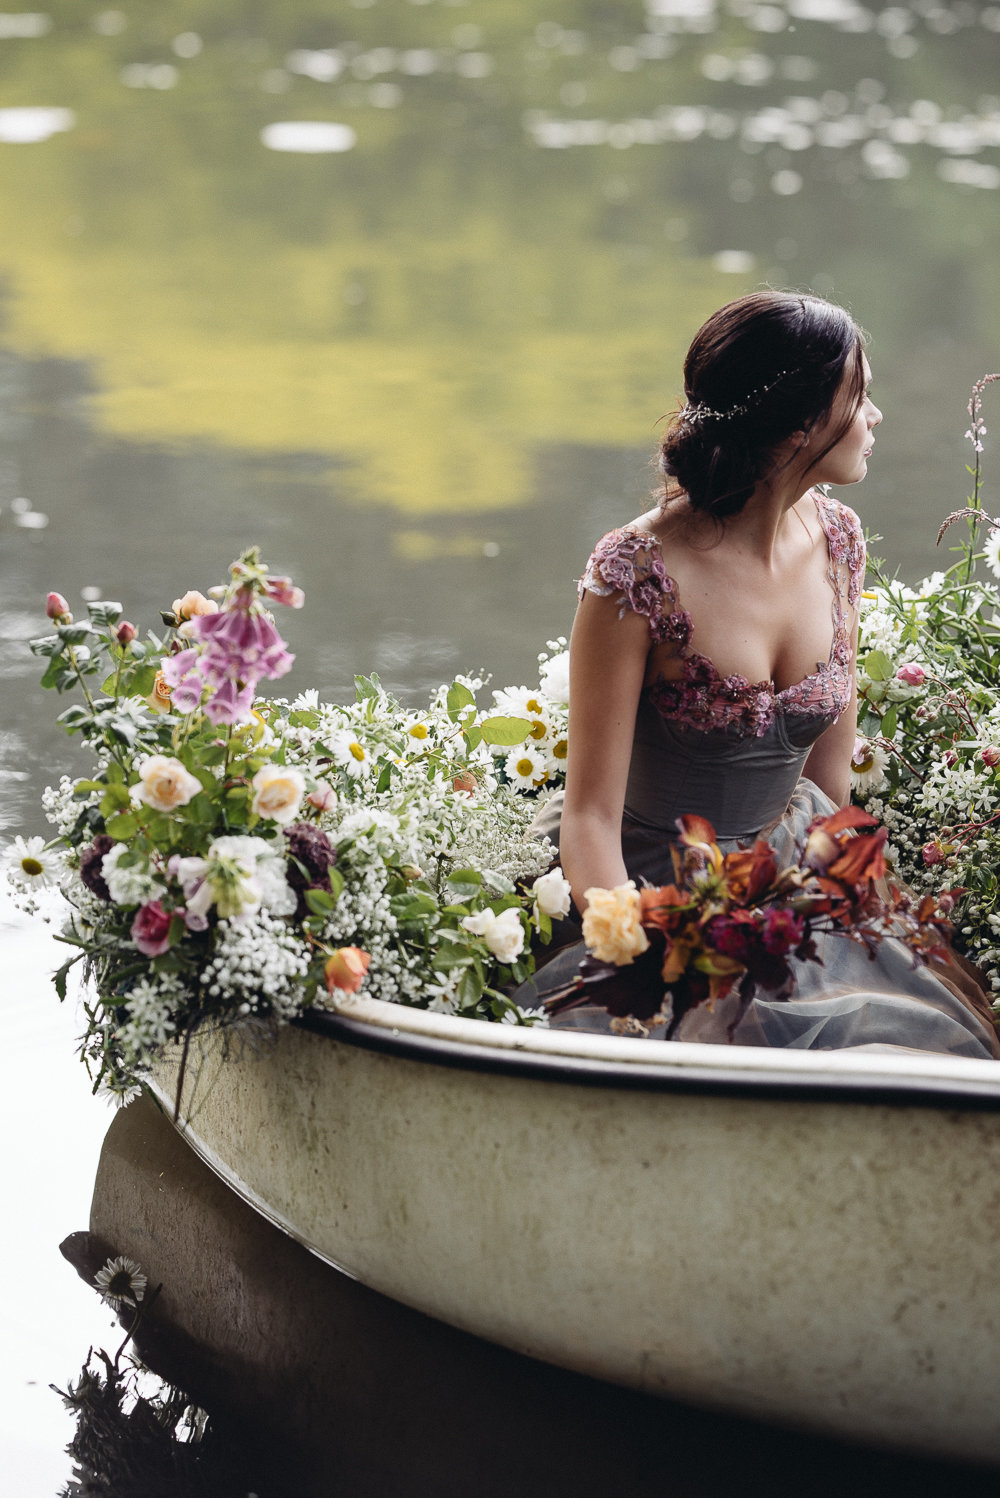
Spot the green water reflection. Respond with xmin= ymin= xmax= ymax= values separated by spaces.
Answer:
xmin=1 ymin=0 xmax=997 ymax=521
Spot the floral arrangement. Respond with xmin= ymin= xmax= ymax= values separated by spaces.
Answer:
xmin=851 ymin=374 xmax=1000 ymax=994
xmin=541 ymin=808 xmax=953 ymax=1037
xmin=4 ymin=548 xmax=573 ymax=1097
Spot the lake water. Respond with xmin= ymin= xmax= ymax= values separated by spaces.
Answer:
xmin=1 ymin=1 xmax=999 ymax=1490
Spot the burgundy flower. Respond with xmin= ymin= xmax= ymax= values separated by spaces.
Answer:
xmin=79 ymin=835 xmax=114 ymax=901
xmin=284 ymin=822 xmax=337 ymax=889
xmin=761 ymin=907 xmax=805 ymax=957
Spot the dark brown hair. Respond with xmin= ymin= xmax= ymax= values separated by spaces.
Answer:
xmin=659 ymin=291 xmax=867 ymax=518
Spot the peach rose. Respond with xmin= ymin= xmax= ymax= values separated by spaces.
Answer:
xmin=146 ymin=669 xmax=174 ymax=714
xmin=324 ymin=946 xmax=371 ymax=994
xmin=133 ymin=755 xmax=202 ymax=813
xmin=251 ymin=764 xmax=306 ymax=824
xmin=581 ymin=882 xmax=649 ymax=966
xmin=172 ymin=589 xmax=219 ymax=622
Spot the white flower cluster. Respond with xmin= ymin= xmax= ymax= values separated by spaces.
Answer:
xmin=855 ymin=567 xmax=1000 ymax=991
xmin=115 ymin=975 xmax=180 ymax=1071
xmin=200 ymin=910 xmax=311 ymax=1018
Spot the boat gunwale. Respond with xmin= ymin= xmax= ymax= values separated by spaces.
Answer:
xmin=295 ymin=1007 xmax=1000 ymax=1111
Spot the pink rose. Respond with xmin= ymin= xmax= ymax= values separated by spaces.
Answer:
xmin=131 ymin=900 xmax=174 ymax=957
xmin=46 ymin=591 xmax=70 ymax=621
xmin=116 ymin=620 xmax=137 ymax=646
xmin=896 ymin=663 xmax=926 ymax=686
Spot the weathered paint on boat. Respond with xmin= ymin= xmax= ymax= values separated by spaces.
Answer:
xmin=149 ymin=996 xmax=1000 ymax=1465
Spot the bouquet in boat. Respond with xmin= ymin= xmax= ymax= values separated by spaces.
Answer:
xmin=542 ymin=809 xmax=955 ymax=1039
xmin=5 ymin=548 xmax=573 ymax=1097
xmin=851 ymin=373 xmax=1000 ymax=996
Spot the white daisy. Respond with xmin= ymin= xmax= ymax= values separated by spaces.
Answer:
xmin=327 ymin=728 xmax=371 ymax=779
xmin=850 ymin=737 xmax=890 ymax=795
xmin=94 ymin=1254 xmax=147 ymax=1308
xmin=504 ymin=744 xmax=548 ymax=790
xmin=983 ymin=528 xmax=1000 ymax=581
xmin=2 ymin=835 xmax=65 ymax=891
xmin=492 ymin=686 xmax=551 ymax=741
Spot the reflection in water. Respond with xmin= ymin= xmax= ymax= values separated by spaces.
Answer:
xmin=57 ymin=1095 xmax=1000 ymax=1498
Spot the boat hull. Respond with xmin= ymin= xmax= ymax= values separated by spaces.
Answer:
xmin=149 ymin=998 xmax=1000 ymax=1464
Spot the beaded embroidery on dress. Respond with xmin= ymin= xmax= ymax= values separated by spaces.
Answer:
xmin=578 ymin=490 xmax=864 ymax=739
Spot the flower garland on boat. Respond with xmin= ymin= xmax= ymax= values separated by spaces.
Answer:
xmin=851 ymin=374 xmax=1000 ymax=994
xmin=542 ymin=808 xmax=954 ymax=1037
xmin=4 ymin=549 xmax=572 ymax=1097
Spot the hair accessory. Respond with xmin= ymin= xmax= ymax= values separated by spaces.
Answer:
xmin=677 ymin=369 xmax=792 ymax=426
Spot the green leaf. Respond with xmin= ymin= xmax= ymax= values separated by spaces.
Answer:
xmin=446 ymin=681 xmax=476 ymax=720
xmin=375 ymin=761 xmax=393 ymax=794
xmin=880 ymin=704 xmax=898 ymax=738
xmin=390 ymin=890 xmax=439 ymax=921
xmin=57 ymin=705 xmax=91 ymax=729
xmin=86 ymin=601 xmax=123 ymax=627
xmin=478 ymin=715 xmax=531 ymax=746
xmin=354 ymin=673 xmax=383 ymax=703
xmin=53 ymin=957 xmax=78 ymax=1002
xmin=29 ymin=634 xmax=62 ymax=658
xmin=57 ymin=622 xmax=95 ymax=646
xmin=105 ymin=811 xmax=139 ymax=840
xmin=864 ymin=649 xmax=893 ymax=682
xmin=304 ymin=888 xmax=338 ymax=915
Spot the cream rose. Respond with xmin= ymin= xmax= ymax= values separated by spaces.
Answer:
xmin=531 ymin=867 xmax=572 ymax=919
xmin=461 ymin=906 xmax=525 ymax=964
xmin=251 ymin=764 xmax=306 ymax=824
xmin=581 ymin=882 xmax=649 ymax=966
xmin=133 ymin=755 xmax=202 ymax=813
xmin=172 ymin=589 xmax=219 ymax=622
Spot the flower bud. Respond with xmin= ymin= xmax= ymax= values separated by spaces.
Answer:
xmin=115 ymin=620 xmax=137 ymax=646
xmin=324 ymin=946 xmax=371 ymax=994
xmin=922 ymin=840 xmax=945 ymax=867
xmin=895 ymin=662 xmax=926 ymax=686
xmin=46 ymin=591 xmax=70 ymax=621
xmin=980 ymin=745 xmax=1000 ymax=769
xmin=307 ymin=784 xmax=337 ymax=813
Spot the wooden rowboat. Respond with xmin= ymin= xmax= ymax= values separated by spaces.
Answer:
xmin=149 ymin=996 xmax=1000 ymax=1466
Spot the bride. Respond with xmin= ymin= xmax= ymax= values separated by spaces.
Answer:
xmin=523 ymin=290 xmax=1000 ymax=1058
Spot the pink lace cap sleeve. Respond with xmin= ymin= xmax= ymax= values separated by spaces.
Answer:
xmin=813 ymin=493 xmax=866 ymax=614
xmin=578 ymin=526 xmax=693 ymax=648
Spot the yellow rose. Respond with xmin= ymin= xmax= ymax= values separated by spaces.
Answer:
xmin=251 ymin=764 xmax=306 ymax=824
xmin=581 ymin=883 xmax=649 ymax=966
xmin=133 ymin=755 xmax=202 ymax=813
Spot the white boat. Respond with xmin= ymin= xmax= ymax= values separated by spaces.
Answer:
xmin=149 ymin=996 xmax=1000 ymax=1467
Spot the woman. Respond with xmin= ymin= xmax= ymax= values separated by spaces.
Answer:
xmin=524 ymin=290 xmax=1000 ymax=1058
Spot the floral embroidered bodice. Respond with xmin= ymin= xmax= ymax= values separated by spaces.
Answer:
xmin=579 ymin=490 xmax=865 ymax=741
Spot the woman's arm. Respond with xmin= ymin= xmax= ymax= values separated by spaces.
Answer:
xmin=558 ymin=590 xmax=651 ymax=910
xmin=802 ymin=617 xmax=859 ymax=807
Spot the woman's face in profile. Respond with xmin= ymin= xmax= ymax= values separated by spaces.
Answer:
xmin=807 ymin=354 xmax=882 ymax=490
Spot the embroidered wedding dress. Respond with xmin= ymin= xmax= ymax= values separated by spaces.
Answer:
xmin=519 ymin=491 xmax=1000 ymax=1059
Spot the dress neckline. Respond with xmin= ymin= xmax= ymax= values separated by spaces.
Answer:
xmin=625 ymin=489 xmax=846 ymax=702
